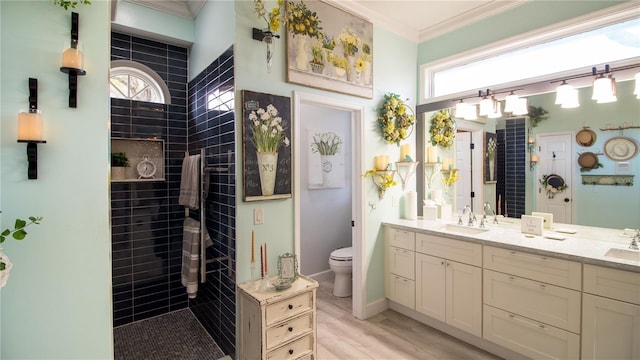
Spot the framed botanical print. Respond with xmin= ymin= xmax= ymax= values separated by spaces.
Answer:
xmin=484 ymin=132 xmax=497 ymax=183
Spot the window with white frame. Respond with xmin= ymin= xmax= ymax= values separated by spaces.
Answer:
xmin=110 ymin=60 xmax=171 ymax=104
xmin=422 ymin=7 xmax=640 ymax=101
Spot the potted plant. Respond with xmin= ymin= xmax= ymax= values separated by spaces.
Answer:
xmin=111 ymin=152 xmax=130 ymax=180
xmin=329 ymin=54 xmax=348 ymax=78
xmin=309 ymin=41 xmax=325 ymax=74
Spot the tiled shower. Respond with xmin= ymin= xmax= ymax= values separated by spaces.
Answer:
xmin=110 ymin=33 xmax=236 ymax=356
xmin=496 ymin=118 xmax=526 ymax=218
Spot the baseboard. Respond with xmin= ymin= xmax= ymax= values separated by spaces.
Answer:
xmin=363 ymin=297 xmax=389 ymax=319
xmin=307 ymin=270 xmax=333 ymax=282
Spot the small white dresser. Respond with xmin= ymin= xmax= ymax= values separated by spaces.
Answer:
xmin=238 ymin=275 xmax=319 ymax=360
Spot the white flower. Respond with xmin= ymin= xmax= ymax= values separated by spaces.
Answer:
xmin=283 ymin=137 xmax=290 ymax=147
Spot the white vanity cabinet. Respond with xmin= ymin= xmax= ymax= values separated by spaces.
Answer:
xmin=238 ymin=276 xmax=318 ymax=360
xmin=385 ymin=228 xmax=416 ymax=309
xmin=415 ymin=233 xmax=482 ymax=337
xmin=483 ymin=246 xmax=581 ymax=359
xmin=581 ymin=264 xmax=640 ymax=360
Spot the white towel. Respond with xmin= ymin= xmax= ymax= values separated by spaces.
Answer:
xmin=179 ymin=155 xmax=200 ymax=209
xmin=181 ymin=217 xmax=213 ymax=299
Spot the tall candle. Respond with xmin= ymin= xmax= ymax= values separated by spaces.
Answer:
xmin=251 ymin=230 xmax=255 ymax=263
xmin=264 ymin=243 xmax=268 ymax=274
xmin=427 ymin=146 xmax=437 ymax=163
xmin=374 ymin=155 xmax=386 ymax=171
xmin=260 ymin=245 xmax=264 ymax=278
xmin=400 ymin=143 xmax=411 ymax=161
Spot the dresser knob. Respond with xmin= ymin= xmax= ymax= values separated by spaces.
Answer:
xmin=288 ymin=349 xmax=294 ymax=355
xmin=288 ymin=327 xmax=293 ymax=332
xmin=288 ymin=304 xmax=293 ymax=310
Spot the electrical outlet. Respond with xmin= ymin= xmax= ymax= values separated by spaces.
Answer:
xmin=254 ymin=208 xmax=264 ymax=225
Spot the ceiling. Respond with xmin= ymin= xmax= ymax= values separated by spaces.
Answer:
xmin=120 ymin=0 xmax=526 ymax=42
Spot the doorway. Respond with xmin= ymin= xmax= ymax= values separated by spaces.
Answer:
xmin=535 ymin=132 xmax=574 ymax=223
xmin=293 ymin=91 xmax=365 ymax=319
xmin=454 ymin=124 xmax=484 ymax=214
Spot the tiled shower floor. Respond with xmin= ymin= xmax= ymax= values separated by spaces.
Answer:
xmin=113 ymin=309 xmax=226 ymax=360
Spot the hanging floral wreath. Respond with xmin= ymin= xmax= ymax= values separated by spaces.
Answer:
xmin=539 ymin=174 xmax=568 ymax=199
xmin=430 ymin=109 xmax=456 ymax=148
xmin=377 ymin=93 xmax=415 ymax=146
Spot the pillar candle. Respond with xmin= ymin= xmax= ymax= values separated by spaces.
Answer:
xmin=442 ymin=158 xmax=451 ymax=170
xmin=427 ymin=146 xmax=437 ymax=163
xmin=17 ymin=111 xmax=43 ymax=141
xmin=400 ymin=143 xmax=411 ymax=161
xmin=531 ymin=154 xmax=539 ymax=162
xmin=374 ymin=155 xmax=386 ymax=171
xmin=61 ymin=47 xmax=84 ymax=69
xmin=405 ymin=191 xmax=417 ymax=220
xmin=251 ymin=230 xmax=255 ymax=263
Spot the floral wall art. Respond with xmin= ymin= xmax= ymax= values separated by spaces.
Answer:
xmin=308 ymin=129 xmax=345 ymax=189
xmin=242 ymin=90 xmax=292 ymax=201
xmin=286 ymin=0 xmax=373 ymax=98
xmin=484 ymin=132 xmax=498 ymax=183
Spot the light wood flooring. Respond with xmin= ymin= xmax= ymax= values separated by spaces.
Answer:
xmin=316 ymin=280 xmax=502 ymax=360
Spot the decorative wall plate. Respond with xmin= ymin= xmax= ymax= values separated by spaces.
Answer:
xmin=576 ymin=127 xmax=596 ymax=147
xmin=604 ymin=137 xmax=638 ymax=161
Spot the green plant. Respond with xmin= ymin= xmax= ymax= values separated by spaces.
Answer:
xmin=111 ymin=152 xmax=130 ymax=167
xmin=311 ymin=132 xmax=342 ymax=155
xmin=1 ymin=216 xmax=43 ymax=271
xmin=329 ymin=54 xmax=348 ymax=69
xmin=287 ymin=0 xmax=323 ymax=39
xmin=254 ymin=0 xmax=284 ymax=32
xmin=53 ymin=0 xmax=91 ymax=10
xmin=321 ymin=35 xmax=336 ymax=50
xmin=310 ymin=42 xmax=324 ymax=64
xmin=528 ymin=106 xmax=549 ymax=127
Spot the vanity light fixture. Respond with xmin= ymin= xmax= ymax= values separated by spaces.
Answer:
xmin=17 ymin=78 xmax=47 ymax=180
xmin=555 ymin=80 xmax=580 ymax=109
xmin=60 ymin=12 xmax=86 ymax=108
xmin=503 ymin=91 xmax=519 ymax=113
xmin=478 ymin=89 xmax=493 ymax=117
xmin=592 ymin=65 xmax=616 ymax=104
xmin=253 ymin=28 xmax=279 ymax=74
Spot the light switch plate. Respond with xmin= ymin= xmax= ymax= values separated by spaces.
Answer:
xmin=532 ymin=212 xmax=553 ymax=230
xmin=521 ymin=215 xmax=544 ymax=236
xmin=254 ymin=208 xmax=264 ymax=225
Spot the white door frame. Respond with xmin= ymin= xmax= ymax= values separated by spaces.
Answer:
xmin=293 ymin=91 xmax=366 ymax=319
xmin=455 ymin=123 xmax=484 ymax=213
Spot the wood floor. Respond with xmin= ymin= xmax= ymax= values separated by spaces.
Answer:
xmin=316 ymin=280 xmax=502 ymax=360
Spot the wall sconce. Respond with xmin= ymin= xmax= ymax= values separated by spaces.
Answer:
xmin=17 ymin=78 xmax=46 ymax=180
xmin=527 ymin=128 xmax=537 ymax=170
xmin=592 ymin=65 xmax=616 ymax=104
xmin=59 ymin=12 xmax=86 ymax=108
xmin=253 ymin=28 xmax=279 ymax=73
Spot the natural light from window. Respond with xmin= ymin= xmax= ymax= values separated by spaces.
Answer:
xmin=110 ymin=66 xmax=165 ymax=104
xmin=431 ymin=17 xmax=640 ymax=98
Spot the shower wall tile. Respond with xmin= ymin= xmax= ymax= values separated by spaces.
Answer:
xmin=187 ymin=46 xmax=236 ymax=357
xmin=110 ymin=32 xmax=188 ymax=327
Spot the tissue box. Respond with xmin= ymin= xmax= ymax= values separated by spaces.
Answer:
xmin=423 ymin=206 xmax=438 ymax=221
xmin=438 ymin=204 xmax=452 ymax=221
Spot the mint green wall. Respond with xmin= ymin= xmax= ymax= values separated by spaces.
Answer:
xmin=233 ymin=0 xmax=417 ymax=305
xmin=112 ymin=0 xmax=194 ymax=45
xmin=527 ymin=80 xmax=640 ymax=229
xmin=1 ymin=1 xmax=112 ymax=359
xmin=190 ymin=0 xmax=235 ymax=81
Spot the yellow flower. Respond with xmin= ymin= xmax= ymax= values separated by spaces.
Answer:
xmin=355 ymin=58 xmax=365 ymax=72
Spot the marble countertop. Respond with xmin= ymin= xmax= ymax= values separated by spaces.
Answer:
xmin=383 ymin=217 xmax=640 ymax=273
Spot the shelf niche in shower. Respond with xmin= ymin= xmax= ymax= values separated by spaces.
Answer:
xmin=111 ymin=137 xmax=165 ymax=182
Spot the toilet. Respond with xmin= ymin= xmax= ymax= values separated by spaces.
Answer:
xmin=329 ymin=247 xmax=353 ymax=297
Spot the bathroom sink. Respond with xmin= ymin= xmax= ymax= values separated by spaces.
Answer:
xmin=442 ymin=224 xmax=489 ymax=235
xmin=604 ymin=248 xmax=640 ymax=262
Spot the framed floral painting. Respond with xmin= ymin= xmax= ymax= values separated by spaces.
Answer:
xmin=286 ymin=0 xmax=373 ymax=98
xmin=242 ymin=90 xmax=292 ymax=201
xmin=484 ymin=132 xmax=498 ymax=184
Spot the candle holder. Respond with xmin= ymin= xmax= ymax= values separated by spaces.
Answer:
xmin=59 ymin=12 xmax=86 ymax=108
xmin=250 ymin=261 xmax=260 ymax=290
xmin=17 ymin=78 xmax=46 ymax=180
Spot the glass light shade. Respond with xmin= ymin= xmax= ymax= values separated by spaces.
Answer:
xmin=455 ymin=101 xmax=468 ymax=118
xmin=61 ymin=47 xmax=84 ymax=69
xmin=464 ymin=104 xmax=478 ymax=120
xmin=512 ymin=98 xmax=529 ymax=116
xmin=504 ymin=94 xmax=519 ymax=113
xmin=488 ymin=99 xmax=502 ymax=118
xmin=555 ymin=83 xmax=574 ymax=105
xmin=634 ymin=72 xmax=640 ymax=99
xmin=592 ymin=76 xmax=616 ymax=103
xmin=478 ymin=98 xmax=493 ymax=116
xmin=18 ymin=111 xmax=43 ymax=141
xmin=561 ymin=88 xmax=580 ymax=109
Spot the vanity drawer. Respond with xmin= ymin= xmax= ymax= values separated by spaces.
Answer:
xmin=416 ymin=233 xmax=482 ymax=266
xmin=389 ymin=246 xmax=415 ymax=279
xmin=388 ymin=228 xmax=415 ymax=251
xmin=484 ymin=246 xmax=581 ymax=290
xmin=483 ymin=305 xmax=580 ymax=360
xmin=266 ymin=312 xmax=313 ymax=350
xmin=584 ymin=264 xmax=640 ymax=305
xmin=266 ymin=292 xmax=313 ymax=326
xmin=483 ymin=270 xmax=581 ymax=333
xmin=388 ymin=274 xmax=415 ymax=309
xmin=267 ymin=333 xmax=313 ymax=360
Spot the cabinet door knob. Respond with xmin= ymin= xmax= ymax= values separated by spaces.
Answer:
xmin=441 ymin=261 xmax=445 ymax=266
xmin=288 ymin=326 xmax=293 ymax=332
xmin=288 ymin=349 xmax=294 ymax=355
xmin=288 ymin=304 xmax=293 ymax=310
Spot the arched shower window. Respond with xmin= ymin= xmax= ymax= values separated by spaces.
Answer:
xmin=110 ymin=60 xmax=171 ymax=104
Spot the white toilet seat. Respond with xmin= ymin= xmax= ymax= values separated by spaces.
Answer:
xmin=329 ymin=247 xmax=353 ymax=297
xmin=330 ymin=247 xmax=352 ymax=261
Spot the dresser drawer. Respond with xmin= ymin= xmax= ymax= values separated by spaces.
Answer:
xmin=266 ymin=292 xmax=313 ymax=326
xmin=388 ymin=227 xmax=415 ymax=251
xmin=388 ymin=274 xmax=415 ymax=309
xmin=266 ymin=313 xmax=313 ymax=350
xmin=484 ymin=246 xmax=581 ymax=290
xmin=416 ymin=233 xmax=482 ymax=266
xmin=267 ymin=333 xmax=313 ymax=360
xmin=584 ymin=264 xmax=640 ymax=305
xmin=483 ymin=269 xmax=581 ymax=333
xmin=483 ymin=305 xmax=580 ymax=360
xmin=389 ymin=246 xmax=415 ymax=279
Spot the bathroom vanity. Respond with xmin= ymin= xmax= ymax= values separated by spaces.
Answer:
xmin=238 ymin=275 xmax=319 ymax=360
xmin=383 ymin=219 xmax=640 ymax=360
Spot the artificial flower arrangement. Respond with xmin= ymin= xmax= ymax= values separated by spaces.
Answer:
xmin=311 ymin=132 xmax=343 ymax=156
xmin=377 ymin=93 xmax=416 ymax=146
xmin=287 ymin=0 xmax=323 ymax=39
xmin=430 ymin=109 xmax=456 ymax=148
xmin=442 ymin=169 xmax=459 ymax=194
xmin=254 ymin=0 xmax=284 ymax=32
xmin=248 ymin=104 xmax=290 ymax=153
xmin=339 ymin=26 xmax=360 ymax=57
xmin=363 ymin=168 xmax=397 ymax=198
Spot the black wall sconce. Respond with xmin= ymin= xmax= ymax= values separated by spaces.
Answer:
xmin=252 ymin=28 xmax=278 ymax=73
xmin=59 ymin=12 xmax=86 ymax=108
xmin=17 ymin=78 xmax=46 ymax=180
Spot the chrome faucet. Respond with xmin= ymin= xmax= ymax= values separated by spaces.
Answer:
xmin=484 ymin=202 xmax=499 ymax=225
xmin=630 ymin=229 xmax=640 ymax=251
xmin=463 ymin=205 xmax=475 ymax=226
